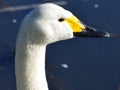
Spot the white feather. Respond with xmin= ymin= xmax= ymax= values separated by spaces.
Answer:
xmin=15 ymin=3 xmax=74 ymax=90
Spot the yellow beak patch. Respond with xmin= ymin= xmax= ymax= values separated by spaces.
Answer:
xmin=64 ymin=16 xmax=85 ymax=32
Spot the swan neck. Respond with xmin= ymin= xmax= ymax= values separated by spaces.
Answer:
xmin=15 ymin=44 xmax=48 ymax=90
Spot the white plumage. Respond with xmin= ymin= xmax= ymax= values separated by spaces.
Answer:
xmin=15 ymin=3 xmax=76 ymax=90
xmin=15 ymin=3 xmax=112 ymax=90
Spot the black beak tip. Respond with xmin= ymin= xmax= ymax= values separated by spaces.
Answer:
xmin=74 ymin=25 xmax=120 ymax=38
xmin=74 ymin=29 xmax=111 ymax=38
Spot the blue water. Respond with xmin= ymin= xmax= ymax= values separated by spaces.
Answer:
xmin=0 ymin=0 xmax=120 ymax=90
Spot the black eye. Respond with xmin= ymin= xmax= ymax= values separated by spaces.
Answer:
xmin=58 ymin=18 xmax=64 ymax=22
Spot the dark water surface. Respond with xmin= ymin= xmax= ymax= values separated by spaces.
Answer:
xmin=0 ymin=0 xmax=120 ymax=90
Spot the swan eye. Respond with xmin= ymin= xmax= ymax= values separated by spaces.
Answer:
xmin=58 ymin=18 xmax=65 ymax=22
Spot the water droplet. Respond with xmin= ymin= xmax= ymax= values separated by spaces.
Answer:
xmin=94 ymin=4 xmax=99 ymax=8
xmin=12 ymin=19 xmax=17 ymax=23
xmin=61 ymin=64 xmax=69 ymax=69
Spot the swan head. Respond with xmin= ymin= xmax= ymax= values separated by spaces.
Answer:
xmin=18 ymin=3 xmax=110 ymax=45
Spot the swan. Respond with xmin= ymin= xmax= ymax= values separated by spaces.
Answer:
xmin=15 ymin=3 xmax=111 ymax=90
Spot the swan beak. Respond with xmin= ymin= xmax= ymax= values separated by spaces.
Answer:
xmin=73 ymin=25 xmax=111 ymax=38
xmin=65 ymin=16 xmax=110 ymax=38
xmin=65 ymin=16 xmax=85 ymax=33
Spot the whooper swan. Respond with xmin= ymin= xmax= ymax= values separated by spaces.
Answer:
xmin=15 ymin=3 xmax=112 ymax=90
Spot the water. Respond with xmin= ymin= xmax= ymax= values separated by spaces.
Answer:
xmin=0 ymin=0 xmax=120 ymax=90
